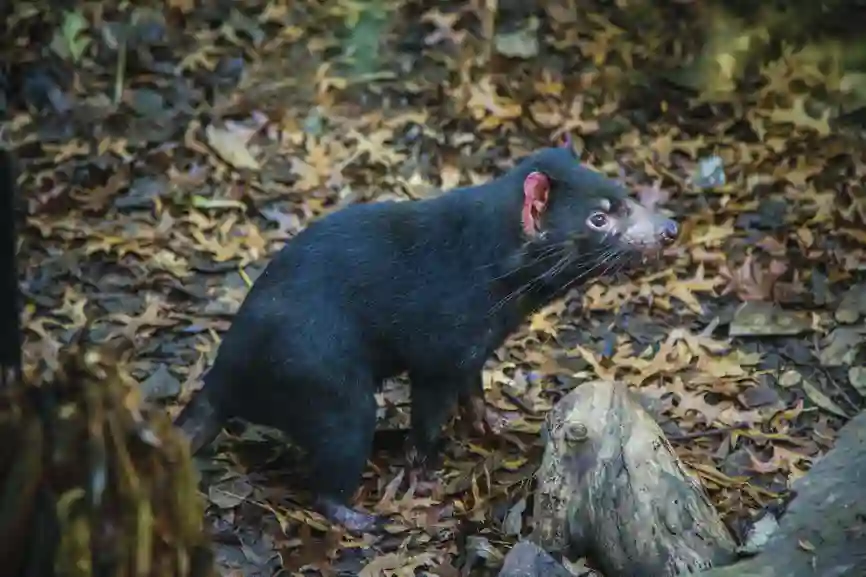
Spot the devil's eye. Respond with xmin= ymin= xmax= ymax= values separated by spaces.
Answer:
xmin=587 ymin=212 xmax=609 ymax=229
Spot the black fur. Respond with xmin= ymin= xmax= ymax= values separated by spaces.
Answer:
xmin=175 ymin=147 xmax=672 ymax=526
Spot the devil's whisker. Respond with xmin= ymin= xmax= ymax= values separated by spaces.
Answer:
xmin=557 ymin=247 xmax=624 ymax=296
xmin=488 ymin=243 xmax=569 ymax=281
xmin=488 ymin=251 xmax=574 ymax=316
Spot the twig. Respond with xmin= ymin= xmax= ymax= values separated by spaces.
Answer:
xmin=114 ymin=38 xmax=126 ymax=105
xmin=667 ymin=424 xmax=748 ymax=442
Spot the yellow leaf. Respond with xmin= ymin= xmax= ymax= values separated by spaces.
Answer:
xmin=571 ymin=345 xmax=617 ymax=381
xmin=688 ymin=221 xmax=736 ymax=246
xmin=667 ymin=284 xmax=705 ymax=314
xmin=768 ymin=97 xmax=831 ymax=137
xmin=205 ymin=125 xmax=260 ymax=170
xmin=839 ymin=228 xmax=866 ymax=245
xmin=716 ymin=53 xmax=737 ymax=79
xmin=528 ymin=312 xmax=557 ymax=337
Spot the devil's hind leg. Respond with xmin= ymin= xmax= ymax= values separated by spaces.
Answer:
xmin=279 ymin=369 xmax=380 ymax=533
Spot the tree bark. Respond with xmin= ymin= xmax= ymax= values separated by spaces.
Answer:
xmin=700 ymin=409 xmax=866 ymax=577
xmin=530 ymin=380 xmax=737 ymax=576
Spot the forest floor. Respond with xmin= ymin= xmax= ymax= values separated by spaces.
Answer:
xmin=4 ymin=1 xmax=866 ymax=576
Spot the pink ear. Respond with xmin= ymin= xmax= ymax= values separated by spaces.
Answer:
xmin=522 ymin=171 xmax=550 ymax=236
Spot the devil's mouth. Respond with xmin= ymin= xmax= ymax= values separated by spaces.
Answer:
xmin=617 ymin=242 xmax=665 ymax=265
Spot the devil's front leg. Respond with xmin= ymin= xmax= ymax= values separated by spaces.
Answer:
xmin=406 ymin=374 xmax=457 ymax=464
xmin=457 ymin=372 xmax=506 ymax=438
xmin=406 ymin=368 xmax=507 ymax=493
xmin=406 ymin=368 xmax=483 ymax=494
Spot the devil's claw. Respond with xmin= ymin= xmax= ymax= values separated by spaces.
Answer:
xmin=461 ymin=395 xmax=506 ymax=437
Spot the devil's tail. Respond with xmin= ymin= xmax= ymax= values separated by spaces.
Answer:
xmin=0 ymin=147 xmax=21 ymax=387
xmin=174 ymin=377 xmax=225 ymax=455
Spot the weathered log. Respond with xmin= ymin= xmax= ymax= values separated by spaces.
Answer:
xmin=700 ymin=409 xmax=866 ymax=577
xmin=530 ymin=380 xmax=737 ymax=576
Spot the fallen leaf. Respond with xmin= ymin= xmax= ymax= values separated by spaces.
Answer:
xmin=767 ymin=97 xmax=831 ymax=136
xmin=798 ymin=540 xmax=816 ymax=552
xmin=205 ymin=124 xmax=261 ymax=170
xmin=800 ymin=378 xmax=849 ymax=418
xmin=849 ymin=366 xmax=866 ymax=396
xmin=359 ymin=552 xmax=438 ymax=577
xmin=208 ymin=477 xmax=253 ymax=509
xmin=494 ymin=20 xmax=539 ymax=59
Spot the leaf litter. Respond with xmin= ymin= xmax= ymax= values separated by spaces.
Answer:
xmin=4 ymin=1 xmax=866 ymax=576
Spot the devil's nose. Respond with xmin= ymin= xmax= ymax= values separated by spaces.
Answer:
xmin=659 ymin=219 xmax=678 ymax=244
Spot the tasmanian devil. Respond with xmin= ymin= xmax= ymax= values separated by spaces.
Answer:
xmin=174 ymin=144 xmax=678 ymax=532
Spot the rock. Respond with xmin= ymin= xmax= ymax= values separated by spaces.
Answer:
xmin=835 ymin=283 xmax=866 ymax=323
xmin=140 ymin=364 xmax=182 ymax=401
xmin=729 ymin=302 xmax=812 ymax=337
xmin=497 ymin=541 xmax=573 ymax=577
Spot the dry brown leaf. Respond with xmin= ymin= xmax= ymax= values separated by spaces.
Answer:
xmin=749 ymin=445 xmax=812 ymax=478
xmin=205 ymin=124 xmax=261 ymax=170
xmin=688 ymin=220 xmax=736 ymax=246
xmin=799 ymin=378 xmax=849 ymax=418
xmin=439 ymin=164 xmax=462 ymax=190
xmin=583 ymin=282 xmax=638 ymax=310
xmin=529 ymin=100 xmax=564 ymax=128
xmin=571 ymin=345 xmax=618 ymax=381
xmin=420 ymin=9 xmax=466 ymax=46
xmin=348 ymin=129 xmax=406 ymax=167
xmin=110 ymin=295 xmax=177 ymax=342
xmin=719 ymin=255 xmax=788 ymax=301
xmin=632 ymin=331 xmax=682 ymax=383
xmin=467 ymin=76 xmax=522 ymax=130
xmin=527 ymin=310 xmax=558 ymax=337
xmin=57 ymin=287 xmax=88 ymax=328
xmin=359 ymin=551 xmax=439 ymax=577
xmin=665 ymin=380 xmax=724 ymax=423
xmin=553 ymin=97 xmax=600 ymax=137
xmin=667 ymin=282 xmax=712 ymax=314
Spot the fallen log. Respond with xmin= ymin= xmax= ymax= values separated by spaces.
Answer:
xmin=523 ymin=379 xmax=866 ymax=577
xmin=529 ymin=380 xmax=738 ymax=576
